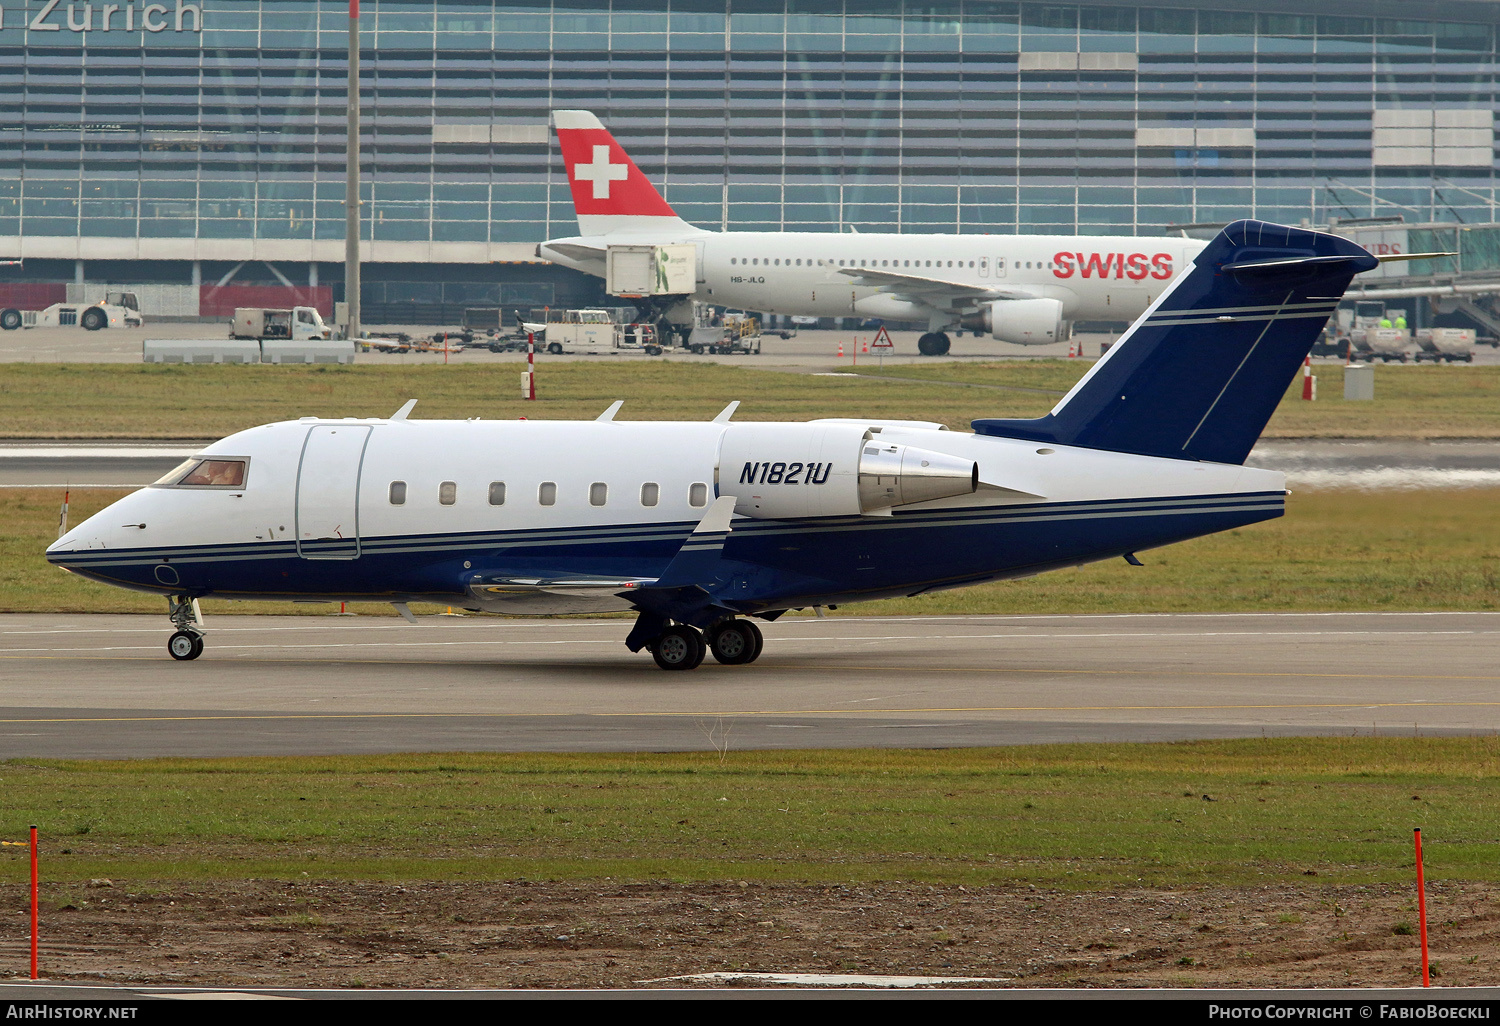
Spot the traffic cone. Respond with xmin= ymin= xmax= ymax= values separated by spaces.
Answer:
xmin=837 ymin=342 xmax=844 ymax=358
xmin=862 ymin=340 xmax=868 ymax=354
xmin=1067 ymin=339 xmax=1077 ymax=358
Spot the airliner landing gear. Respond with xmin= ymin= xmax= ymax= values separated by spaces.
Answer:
xmin=652 ymin=624 xmax=707 ymax=671
xmin=166 ymin=595 xmax=204 ymax=661
xmin=917 ymin=331 xmax=951 ymax=356
xmin=707 ymin=619 xmax=763 ymax=665
xmin=168 ymin=630 xmax=204 ymax=661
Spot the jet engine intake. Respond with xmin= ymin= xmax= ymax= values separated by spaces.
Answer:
xmin=961 ymin=297 xmax=1065 ymax=345
xmin=718 ymin=422 xmax=977 ymax=519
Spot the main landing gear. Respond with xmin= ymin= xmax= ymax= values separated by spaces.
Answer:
xmin=166 ymin=595 xmax=204 ymax=661
xmin=649 ymin=619 xmax=765 ymax=671
xmin=917 ymin=331 xmax=952 ymax=356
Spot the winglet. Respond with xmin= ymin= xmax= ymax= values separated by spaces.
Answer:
xmin=390 ymin=399 xmax=418 ymax=421
xmin=596 ymin=400 xmax=624 ymax=422
xmin=712 ymin=401 xmax=740 ymax=423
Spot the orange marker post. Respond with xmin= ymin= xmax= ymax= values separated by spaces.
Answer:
xmin=30 ymin=824 xmax=38 ymax=980
xmin=1415 ymin=828 xmax=1430 ymax=987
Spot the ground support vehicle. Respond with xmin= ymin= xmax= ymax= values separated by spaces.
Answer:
xmin=230 ymin=307 xmax=330 ymax=341
xmin=613 ymin=321 xmax=666 ymax=356
xmin=1349 ymin=327 xmax=1413 ymax=363
xmin=684 ymin=320 xmax=762 ymax=355
xmin=1414 ymin=327 xmax=1477 ymax=363
xmin=528 ymin=309 xmax=615 ymax=355
xmin=2 ymin=292 xmax=143 ymax=331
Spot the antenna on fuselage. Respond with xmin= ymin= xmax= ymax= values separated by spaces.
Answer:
xmin=57 ymin=488 xmax=69 ymax=539
xmin=390 ymin=399 xmax=418 ymax=421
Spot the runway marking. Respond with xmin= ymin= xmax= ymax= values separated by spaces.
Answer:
xmin=2 ymin=699 xmax=1500 ymax=726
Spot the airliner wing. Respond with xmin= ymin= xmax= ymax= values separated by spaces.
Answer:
xmin=837 ymin=267 xmax=1036 ymax=302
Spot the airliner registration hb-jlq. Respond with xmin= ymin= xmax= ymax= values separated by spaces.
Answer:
xmin=47 ymin=220 xmax=1378 ymax=671
xmin=537 ymin=109 xmax=1206 ymax=354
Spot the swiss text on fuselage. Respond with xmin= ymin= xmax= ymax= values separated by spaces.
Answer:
xmin=740 ymin=462 xmax=833 ymax=485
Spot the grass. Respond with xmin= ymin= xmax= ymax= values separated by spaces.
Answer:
xmin=0 ymin=738 xmax=1496 ymax=887
xmin=0 ymin=360 xmax=1496 ymax=438
xmin=9 ymin=487 xmax=1498 ymax=615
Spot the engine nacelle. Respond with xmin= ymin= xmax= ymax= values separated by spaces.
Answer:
xmin=961 ymin=297 xmax=1065 ymax=345
xmin=718 ymin=423 xmax=977 ymax=519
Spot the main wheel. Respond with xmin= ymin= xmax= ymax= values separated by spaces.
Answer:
xmin=652 ymin=625 xmax=706 ymax=671
xmin=917 ymin=332 xmax=951 ymax=356
xmin=0 ymin=309 xmax=20 ymax=331
xmin=708 ymin=619 xmax=763 ymax=665
xmin=80 ymin=307 xmax=107 ymax=331
xmin=168 ymin=630 xmax=203 ymax=661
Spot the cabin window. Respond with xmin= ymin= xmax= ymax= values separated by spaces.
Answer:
xmin=641 ymin=482 xmax=659 ymax=506
xmin=590 ymin=482 xmax=608 ymax=507
xmin=488 ymin=482 xmax=506 ymax=505
xmin=689 ymin=482 xmax=708 ymax=507
xmin=539 ymin=482 xmax=557 ymax=506
xmin=158 ymin=458 xmax=248 ymax=488
xmin=439 ymin=481 xmax=456 ymax=505
xmin=389 ymin=481 xmax=406 ymax=505
xmin=730 ymin=258 xmax=736 ymax=265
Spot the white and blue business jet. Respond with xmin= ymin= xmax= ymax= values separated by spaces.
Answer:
xmin=48 ymin=221 xmax=1377 ymax=671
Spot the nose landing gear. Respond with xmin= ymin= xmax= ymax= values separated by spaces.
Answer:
xmin=166 ymin=595 xmax=205 ymax=661
xmin=168 ymin=629 xmax=204 ymax=661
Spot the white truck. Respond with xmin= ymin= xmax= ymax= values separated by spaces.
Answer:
xmin=1 ymin=292 xmax=143 ymax=331
xmin=229 ymin=306 xmax=330 ymax=341
xmin=532 ymin=309 xmax=616 ymax=354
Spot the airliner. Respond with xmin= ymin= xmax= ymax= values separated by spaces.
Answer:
xmin=537 ymin=110 xmax=1207 ymax=354
xmin=48 ymin=221 xmax=1375 ymax=671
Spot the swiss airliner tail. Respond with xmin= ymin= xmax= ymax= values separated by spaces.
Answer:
xmin=973 ymin=220 xmax=1377 ymax=465
xmin=552 ymin=110 xmax=696 ymax=237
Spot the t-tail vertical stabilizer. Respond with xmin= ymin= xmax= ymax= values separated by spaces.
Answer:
xmin=972 ymin=220 xmax=1378 ymax=465
xmin=551 ymin=110 xmax=696 ymax=237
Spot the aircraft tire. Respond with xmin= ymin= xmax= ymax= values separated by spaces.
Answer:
xmin=917 ymin=332 xmax=951 ymax=356
xmin=81 ymin=307 xmax=107 ymax=331
xmin=0 ymin=309 xmax=20 ymax=331
xmin=708 ymin=619 xmax=762 ymax=665
xmin=652 ymin=625 xmax=706 ymax=671
xmin=168 ymin=630 xmax=203 ymax=661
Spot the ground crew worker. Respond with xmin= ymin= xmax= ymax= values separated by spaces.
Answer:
xmin=1394 ymin=314 xmax=1407 ymax=330
xmin=1379 ymin=316 xmax=1393 ymax=328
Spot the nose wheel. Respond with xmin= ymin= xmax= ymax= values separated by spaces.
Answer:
xmin=168 ymin=629 xmax=204 ymax=661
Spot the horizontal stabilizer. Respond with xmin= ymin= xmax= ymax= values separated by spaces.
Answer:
xmin=973 ymin=220 xmax=1378 ymax=465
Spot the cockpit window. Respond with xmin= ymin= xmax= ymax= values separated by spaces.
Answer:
xmin=155 ymin=458 xmax=248 ymax=488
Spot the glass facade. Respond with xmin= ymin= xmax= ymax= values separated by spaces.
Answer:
xmin=1 ymin=0 xmax=1497 ymax=255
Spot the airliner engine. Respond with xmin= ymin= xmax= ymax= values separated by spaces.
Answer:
xmin=717 ymin=422 xmax=977 ymax=519
xmin=962 ymin=297 xmax=1065 ymax=345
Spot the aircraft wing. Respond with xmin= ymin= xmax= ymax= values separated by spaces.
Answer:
xmin=837 ymin=267 xmax=1037 ymax=305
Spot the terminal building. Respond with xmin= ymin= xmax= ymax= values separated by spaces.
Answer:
xmin=2 ymin=0 xmax=1499 ymax=324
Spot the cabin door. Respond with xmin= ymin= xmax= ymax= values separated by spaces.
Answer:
xmin=295 ymin=424 xmax=372 ymax=559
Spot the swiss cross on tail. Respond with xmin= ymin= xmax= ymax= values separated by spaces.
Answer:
xmin=552 ymin=110 xmax=678 ymax=218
